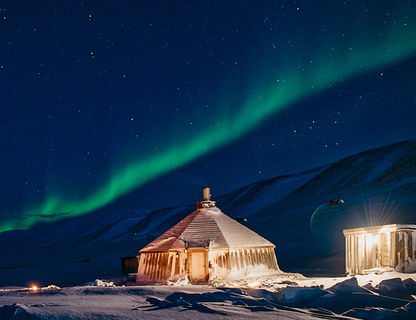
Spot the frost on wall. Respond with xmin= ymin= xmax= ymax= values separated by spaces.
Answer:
xmin=208 ymin=247 xmax=281 ymax=281
xmin=396 ymin=230 xmax=416 ymax=273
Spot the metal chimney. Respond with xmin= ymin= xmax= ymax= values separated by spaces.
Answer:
xmin=202 ymin=187 xmax=211 ymax=201
xmin=196 ymin=187 xmax=216 ymax=209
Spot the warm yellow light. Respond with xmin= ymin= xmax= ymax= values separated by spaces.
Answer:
xmin=31 ymin=285 xmax=38 ymax=292
xmin=247 ymin=281 xmax=260 ymax=288
xmin=365 ymin=233 xmax=379 ymax=249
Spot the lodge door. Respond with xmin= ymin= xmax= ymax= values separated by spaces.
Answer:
xmin=188 ymin=250 xmax=208 ymax=283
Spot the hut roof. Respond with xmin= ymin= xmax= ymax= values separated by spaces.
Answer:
xmin=343 ymin=224 xmax=416 ymax=235
xmin=140 ymin=206 xmax=275 ymax=253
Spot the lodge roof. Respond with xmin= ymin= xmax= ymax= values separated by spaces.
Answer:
xmin=139 ymin=206 xmax=275 ymax=253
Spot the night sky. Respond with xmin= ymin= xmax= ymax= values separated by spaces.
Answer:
xmin=1 ymin=1 xmax=415 ymax=232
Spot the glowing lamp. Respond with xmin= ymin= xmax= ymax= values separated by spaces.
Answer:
xmin=247 ymin=281 xmax=260 ymax=288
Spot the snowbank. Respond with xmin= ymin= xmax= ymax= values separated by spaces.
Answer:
xmin=1 ymin=272 xmax=416 ymax=319
xmin=86 ymin=279 xmax=115 ymax=287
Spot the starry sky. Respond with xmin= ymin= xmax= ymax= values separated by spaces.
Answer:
xmin=1 ymin=0 xmax=416 ymax=232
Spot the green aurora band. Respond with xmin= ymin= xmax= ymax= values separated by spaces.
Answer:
xmin=1 ymin=7 xmax=416 ymax=233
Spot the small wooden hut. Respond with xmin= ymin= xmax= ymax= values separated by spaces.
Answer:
xmin=136 ymin=187 xmax=280 ymax=284
xmin=343 ymin=224 xmax=416 ymax=275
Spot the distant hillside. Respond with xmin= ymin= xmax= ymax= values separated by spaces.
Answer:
xmin=247 ymin=139 xmax=416 ymax=275
xmin=0 ymin=140 xmax=415 ymax=286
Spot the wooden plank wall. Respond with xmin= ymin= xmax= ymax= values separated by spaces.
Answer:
xmin=137 ymin=246 xmax=279 ymax=283
xmin=345 ymin=231 xmax=402 ymax=275
xmin=396 ymin=230 xmax=416 ymax=272
xmin=136 ymin=250 xmax=186 ymax=283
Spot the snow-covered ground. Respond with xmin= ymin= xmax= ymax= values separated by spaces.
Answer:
xmin=1 ymin=271 xmax=416 ymax=319
xmin=0 ymin=284 xmax=336 ymax=320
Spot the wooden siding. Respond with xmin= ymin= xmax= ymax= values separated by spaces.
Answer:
xmin=136 ymin=246 xmax=279 ymax=284
xmin=344 ymin=225 xmax=416 ymax=275
xmin=136 ymin=250 xmax=186 ymax=283
xmin=345 ymin=231 xmax=394 ymax=275
xmin=396 ymin=230 xmax=416 ymax=272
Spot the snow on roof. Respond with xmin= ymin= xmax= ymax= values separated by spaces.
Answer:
xmin=140 ymin=206 xmax=275 ymax=253
xmin=343 ymin=224 xmax=416 ymax=235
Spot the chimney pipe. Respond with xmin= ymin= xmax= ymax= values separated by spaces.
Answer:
xmin=202 ymin=187 xmax=211 ymax=201
xmin=196 ymin=187 xmax=216 ymax=209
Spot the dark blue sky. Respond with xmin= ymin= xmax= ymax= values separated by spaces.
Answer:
xmin=1 ymin=1 xmax=415 ymax=231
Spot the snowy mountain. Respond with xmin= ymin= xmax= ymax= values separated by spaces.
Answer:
xmin=0 ymin=140 xmax=415 ymax=286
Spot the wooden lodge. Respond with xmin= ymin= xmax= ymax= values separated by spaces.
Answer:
xmin=136 ymin=187 xmax=280 ymax=284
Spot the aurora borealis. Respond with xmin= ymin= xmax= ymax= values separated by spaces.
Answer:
xmin=1 ymin=1 xmax=416 ymax=232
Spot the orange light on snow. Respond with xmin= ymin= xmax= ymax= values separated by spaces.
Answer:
xmin=247 ymin=281 xmax=260 ymax=288
xmin=31 ymin=285 xmax=39 ymax=292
